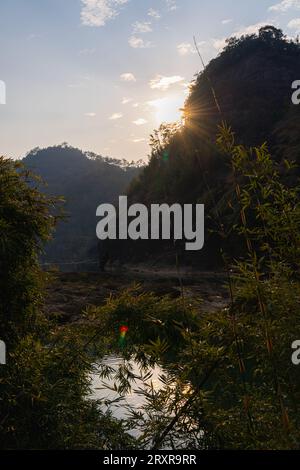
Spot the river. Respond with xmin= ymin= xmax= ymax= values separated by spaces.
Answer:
xmin=90 ymin=356 xmax=164 ymax=423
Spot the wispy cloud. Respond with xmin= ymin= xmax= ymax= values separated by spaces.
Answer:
xmin=177 ymin=41 xmax=206 ymax=56
xmin=132 ymin=21 xmax=152 ymax=33
xmin=222 ymin=18 xmax=233 ymax=24
xmin=84 ymin=112 xmax=96 ymax=117
xmin=120 ymin=73 xmax=136 ymax=82
xmin=129 ymin=36 xmax=153 ymax=48
xmin=109 ymin=112 xmax=123 ymax=120
xmin=131 ymin=137 xmax=146 ymax=143
xmin=81 ymin=0 xmax=130 ymax=27
xmin=269 ymin=0 xmax=300 ymax=12
xmin=166 ymin=0 xmax=178 ymax=11
xmin=149 ymin=75 xmax=185 ymax=90
xmin=148 ymin=8 xmax=161 ymax=19
xmin=177 ymin=43 xmax=195 ymax=56
xmin=133 ymin=118 xmax=147 ymax=125
xmin=147 ymin=98 xmax=162 ymax=107
xmin=122 ymin=97 xmax=132 ymax=104
xmin=288 ymin=17 xmax=300 ymax=31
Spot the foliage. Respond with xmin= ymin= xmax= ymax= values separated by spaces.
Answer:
xmin=0 ymin=157 xmax=57 ymax=343
xmin=2 ymin=26 xmax=300 ymax=451
xmin=95 ymin=127 xmax=300 ymax=449
xmin=119 ymin=26 xmax=300 ymax=267
xmin=0 ymin=158 xmax=135 ymax=449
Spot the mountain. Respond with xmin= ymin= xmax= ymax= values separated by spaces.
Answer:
xmin=22 ymin=27 xmax=300 ymax=271
xmin=23 ymin=144 xmax=142 ymax=270
xmin=104 ymin=26 xmax=300 ymax=268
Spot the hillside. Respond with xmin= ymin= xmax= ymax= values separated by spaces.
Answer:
xmin=105 ymin=26 xmax=300 ymax=268
xmin=22 ymin=27 xmax=300 ymax=271
xmin=23 ymin=144 xmax=142 ymax=270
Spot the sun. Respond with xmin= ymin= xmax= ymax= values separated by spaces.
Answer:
xmin=148 ymin=96 xmax=184 ymax=125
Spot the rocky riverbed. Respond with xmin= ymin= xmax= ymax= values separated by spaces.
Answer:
xmin=43 ymin=267 xmax=229 ymax=323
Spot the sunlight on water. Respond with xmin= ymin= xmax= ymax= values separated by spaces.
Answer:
xmin=90 ymin=356 xmax=164 ymax=422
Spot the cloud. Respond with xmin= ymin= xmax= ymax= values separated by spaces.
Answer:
xmin=122 ymin=97 xmax=132 ymax=104
xmin=149 ymin=75 xmax=185 ymax=90
xmin=288 ymin=17 xmax=300 ymax=31
xmin=148 ymin=8 xmax=161 ymax=19
xmin=177 ymin=43 xmax=195 ymax=56
xmin=181 ymin=82 xmax=192 ymax=95
xmin=109 ymin=113 xmax=123 ymax=120
xmin=131 ymin=138 xmax=146 ymax=143
xmin=147 ymin=97 xmax=173 ymax=109
xmin=222 ymin=18 xmax=233 ymax=24
xmin=120 ymin=72 xmax=136 ymax=81
xmin=133 ymin=118 xmax=147 ymax=125
xmin=129 ymin=36 xmax=153 ymax=48
xmin=269 ymin=0 xmax=300 ymax=12
xmin=147 ymin=96 xmax=183 ymax=122
xmin=133 ymin=21 xmax=152 ymax=33
xmin=212 ymin=22 xmax=274 ymax=52
xmin=177 ymin=41 xmax=206 ymax=56
xmin=84 ymin=112 xmax=96 ymax=117
xmin=132 ymin=102 xmax=139 ymax=108
xmin=81 ymin=0 xmax=129 ymax=27
xmin=234 ymin=21 xmax=273 ymax=36
xmin=213 ymin=38 xmax=227 ymax=51
xmin=166 ymin=0 xmax=178 ymax=11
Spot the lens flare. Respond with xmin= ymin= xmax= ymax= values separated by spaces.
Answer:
xmin=119 ymin=325 xmax=129 ymax=347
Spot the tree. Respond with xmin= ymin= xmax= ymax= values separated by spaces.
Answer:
xmin=101 ymin=127 xmax=300 ymax=449
xmin=0 ymin=157 xmax=58 ymax=343
xmin=259 ymin=25 xmax=284 ymax=43
xmin=0 ymin=157 xmax=134 ymax=449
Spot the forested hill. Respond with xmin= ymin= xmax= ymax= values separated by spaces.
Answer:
xmin=186 ymin=26 xmax=299 ymax=149
xmin=108 ymin=26 xmax=300 ymax=267
xmin=22 ymin=27 xmax=300 ymax=270
xmin=23 ymin=144 xmax=142 ymax=270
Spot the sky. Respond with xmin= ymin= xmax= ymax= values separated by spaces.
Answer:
xmin=0 ymin=0 xmax=300 ymax=162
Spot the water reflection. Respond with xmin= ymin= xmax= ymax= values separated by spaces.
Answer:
xmin=90 ymin=355 xmax=164 ymax=422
